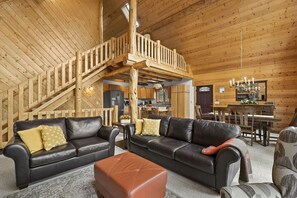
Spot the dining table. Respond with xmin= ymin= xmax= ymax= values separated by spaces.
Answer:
xmin=203 ymin=112 xmax=281 ymax=146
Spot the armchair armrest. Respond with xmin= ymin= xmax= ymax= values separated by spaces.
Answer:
xmin=215 ymin=147 xmax=241 ymax=189
xmin=3 ymin=137 xmax=30 ymax=188
xmin=98 ymin=126 xmax=119 ymax=156
xmin=220 ymin=183 xmax=281 ymax=198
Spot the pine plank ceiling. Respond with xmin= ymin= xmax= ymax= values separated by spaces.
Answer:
xmin=104 ymin=0 xmax=297 ymax=75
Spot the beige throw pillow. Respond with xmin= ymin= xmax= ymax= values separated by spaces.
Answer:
xmin=40 ymin=125 xmax=67 ymax=151
xmin=135 ymin=119 xmax=143 ymax=135
xmin=17 ymin=127 xmax=44 ymax=154
xmin=141 ymin=118 xmax=161 ymax=136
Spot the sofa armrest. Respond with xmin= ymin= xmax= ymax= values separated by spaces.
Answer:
xmin=126 ymin=124 xmax=135 ymax=142
xmin=215 ymin=147 xmax=241 ymax=189
xmin=98 ymin=126 xmax=119 ymax=156
xmin=220 ymin=183 xmax=281 ymax=198
xmin=3 ymin=137 xmax=30 ymax=188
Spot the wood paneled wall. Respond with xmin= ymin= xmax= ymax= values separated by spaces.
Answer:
xmin=104 ymin=0 xmax=297 ymax=128
xmin=0 ymin=0 xmax=101 ymax=90
xmin=57 ymin=80 xmax=103 ymax=111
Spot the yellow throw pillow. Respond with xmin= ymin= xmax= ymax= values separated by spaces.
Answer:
xmin=141 ymin=118 xmax=161 ymax=136
xmin=40 ymin=125 xmax=67 ymax=151
xmin=135 ymin=119 xmax=143 ymax=135
xmin=18 ymin=127 xmax=43 ymax=154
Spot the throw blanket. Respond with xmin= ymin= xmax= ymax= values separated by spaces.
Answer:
xmin=202 ymin=138 xmax=252 ymax=183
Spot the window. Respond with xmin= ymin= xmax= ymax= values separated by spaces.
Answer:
xmin=121 ymin=3 xmax=140 ymax=28
xmin=199 ymin=87 xmax=210 ymax=92
xmin=156 ymin=88 xmax=170 ymax=103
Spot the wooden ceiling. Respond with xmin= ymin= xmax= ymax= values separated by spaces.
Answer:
xmin=0 ymin=0 xmax=101 ymax=90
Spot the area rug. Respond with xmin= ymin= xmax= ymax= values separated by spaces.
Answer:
xmin=3 ymin=165 xmax=181 ymax=198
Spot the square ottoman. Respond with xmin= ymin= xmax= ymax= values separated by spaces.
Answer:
xmin=94 ymin=152 xmax=167 ymax=198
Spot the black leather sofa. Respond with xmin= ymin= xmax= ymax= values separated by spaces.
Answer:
xmin=4 ymin=116 xmax=119 ymax=189
xmin=127 ymin=115 xmax=242 ymax=190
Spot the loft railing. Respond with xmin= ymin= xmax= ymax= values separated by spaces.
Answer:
xmin=0 ymin=32 xmax=188 ymax=148
xmin=136 ymin=33 xmax=187 ymax=71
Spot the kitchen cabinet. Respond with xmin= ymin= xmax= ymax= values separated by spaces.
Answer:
xmin=137 ymin=88 xmax=155 ymax=99
xmin=171 ymin=85 xmax=190 ymax=118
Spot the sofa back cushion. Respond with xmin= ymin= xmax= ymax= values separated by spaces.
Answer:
xmin=147 ymin=115 xmax=171 ymax=136
xmin=66 ymin=116 xmax=102 ymax=140
xmin=13 ymin=118 xmax=67 ymax=138
xmin=193 ymin=120 xmax=241 ymax=147
xmin=167 ymin=117 xmax=193 ymax=142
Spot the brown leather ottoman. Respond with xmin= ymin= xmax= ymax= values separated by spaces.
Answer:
xmin=94 ymin=152 xmax=167 ymax=198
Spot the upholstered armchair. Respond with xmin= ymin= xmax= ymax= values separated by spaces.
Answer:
xmin=220 ymin=126 xmax=297 ymax=198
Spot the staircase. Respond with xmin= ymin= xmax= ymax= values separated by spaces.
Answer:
xmin=0 ymin=32 xmax=190 ymax=148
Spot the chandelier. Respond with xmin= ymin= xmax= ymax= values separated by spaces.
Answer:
xmin=229 ymin=0 xmax=258 ymax=93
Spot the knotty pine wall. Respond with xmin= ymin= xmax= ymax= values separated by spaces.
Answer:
xmin=0 ymin=0 xmax=101 ymax=90
xmin=104 ymin=0 xmax=297 ymax=128
xmin=57 ymin=80 xmax=104 ymax=111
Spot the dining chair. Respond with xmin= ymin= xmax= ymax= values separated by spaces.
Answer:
xmin=195 ymin=105 xmax=203 ymax=120
xmin=213 ymin=107 xmax=230 ymax=123
xmin=267 ymin=107 xmax=297 ymax=145
xmin=151 ymin=107 xmax=159 ymax=115
xmin=141 ymin=107 xmax=149 ymax=118
xmin=166 ymin=107 xmax=173 ymax=116
xmin=233 ymin=106 xmax=257 ymax=146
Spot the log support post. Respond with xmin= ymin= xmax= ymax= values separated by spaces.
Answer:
xmin=129 ymin=66 xmax=138 ymax=123
xmin=75 ymin=51 xmax=83 ymax=117
xmin=128 ymin=0 xmax=137 ymax=54
xmin=99 ymin=0 xmax=103 ymax=43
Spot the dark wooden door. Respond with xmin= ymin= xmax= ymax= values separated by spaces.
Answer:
xmin=196 ymin=85 xmax=213 ymax=113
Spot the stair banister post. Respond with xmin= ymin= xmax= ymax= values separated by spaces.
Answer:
xmin=111 ymin=37 xmax=116 ymax=59
xmin=75 ymin=50 xmax=83 ymax=117
xmin=0 ymin=91 xmax=2 ymax=148
xmin=113 ymin=105 xmax=119 ymax=123
xmin=128 ymin=0 xmax=137 ymax=55
xmin=157 ymin=40 xmax=161 ymax=63
xmin=173 ymin=49 xmax=177 ymax=69
xmin=7 ymin=89 xmax=13 ymax=142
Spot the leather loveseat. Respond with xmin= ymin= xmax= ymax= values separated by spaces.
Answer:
xmin=4 ymin=116 xmax=119 ymax=189
xmin=127 ymin=115 xmax=242 ymax=190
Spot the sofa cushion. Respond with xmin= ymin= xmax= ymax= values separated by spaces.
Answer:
xmin=147 ymin=115 xmax=171 ymax=136
xmin=193 ymin=120 xmax=241 ymax=147
xmin=148 ymin=137 xmax=189 ymax=159
xmin=167 ymin=117 xmax=193 ymax=142
xmin=175 ymin=144 xmax=215 ymax=174
xmin=14 ymin=118 xmax=67 ymax=138
xmin=130 ymin=135 xmax=162 ymax=148
xmin=30 ymin=142 xmax=76 ymax=168
xmin=66 ymin=116 xmax=102 ymax=140
xmin=70 ymin=137 xmax=109 ymax=156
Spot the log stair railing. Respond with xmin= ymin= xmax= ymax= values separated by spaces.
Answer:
xmin=0 ymin=32 xmax=189 ymax=148
xmin=25 ymin=107 xmax=116 ymax=127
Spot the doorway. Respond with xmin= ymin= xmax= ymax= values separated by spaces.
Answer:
xmin=196 ymin=85 xmax=213 ymax=113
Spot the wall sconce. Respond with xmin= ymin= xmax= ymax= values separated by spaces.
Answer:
xmin=84 ymin=86 xmax=94 ymax=94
